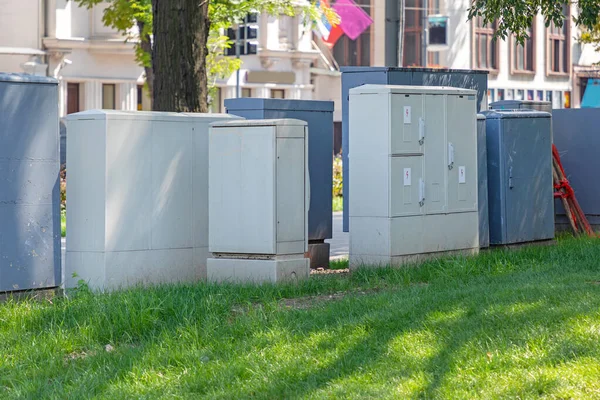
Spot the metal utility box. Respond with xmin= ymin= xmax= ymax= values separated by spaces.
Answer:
xmin=65 ymin=110 xmax=241 ymax=291
xmin=349 ymin=85 xmax=479 ymax=267
xmin=553 ymin=109 xmax=600 ymax=231
xmin=477 ymin=114 xmax=490 ymax=248
xmin=224 ymin=98 xmax=333 ymax=268
xmin=481 ymin=110 xmax=554 ymax=245
xmin=489 ymin=100 xmax=552 ymax=113
xmin=60 ymin=118 xmax=67 ymax=166
xmin=207 ymin=119 xmax=310 ymax=283
xmin=341 ymin=67 xmax=489 ymax=231
xmin=0 ymin=73 xmax=61 ymax=293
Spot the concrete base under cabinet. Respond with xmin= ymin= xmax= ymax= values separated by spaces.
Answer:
xmin=349 ymin=247 xmax=479 ymax=270
xmin=66 ymin=247 xmax=209 ymax=291
xmin=307 ymin=241 xmax=330 ymax=269
xmin=207 ymin=256 xmax=310 ymax=284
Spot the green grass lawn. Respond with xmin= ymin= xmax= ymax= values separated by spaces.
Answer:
xmin=2 ymin=236 xmax=600 ymax=399
xmin=61 ymin=210 xmax=66 ymax=238
xmin=333 ymin=196 xmax=343 ymax=212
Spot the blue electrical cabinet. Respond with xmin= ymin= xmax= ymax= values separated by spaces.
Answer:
xmin=481 ymin=109 xmax=554 ymax=245
xmin=490 ymin=100 xmax=552 ymax=113
xmin=341 ymin=67 xmax=489 ymax=231
xmin=224 ymin=98 xmax=334 ymax=267
xmin=477 ymin=114 xmax=489 ymax=248
xmin=553 ymin=108 xmax=600 ymax=231
xmin=0 ymin=73 xmax=61 ymax=292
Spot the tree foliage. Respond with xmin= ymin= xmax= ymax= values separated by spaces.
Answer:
xmin=72 ymin=0 xmax=336 ymax=110
xmin=468 ymin=0 xmax=600 ymax=45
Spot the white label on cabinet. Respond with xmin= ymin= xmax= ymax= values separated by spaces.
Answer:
xmin=404 ymin=168 xmax=411 ymax=186
xmin=403 ymin=106 xmax=411 ymax=124
xmin=458 ymin=166 xmax=466 ymax=184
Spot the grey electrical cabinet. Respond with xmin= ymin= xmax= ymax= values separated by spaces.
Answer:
xmin=477 ymin=114 xmax=489 ymax=248
xmin=341 ymin=67 xmax=489 ymax=231
xmin=207 ymin=119 xmax=310 ymax=283
xmin=481 ymin=110 xmax=554 ymax=245
xmin=349 ymin=85 xmax=479 ymax=268
xmin=0 ymin=73 xmax=61 ymax=292
xmin=224 ymin=98 xmax=334 ymax=268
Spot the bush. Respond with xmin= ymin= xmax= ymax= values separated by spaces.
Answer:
xmin=60 ymin=164 xmax=66 ymax=212
xmin=332 ymin=154 xmax=343 ymax=198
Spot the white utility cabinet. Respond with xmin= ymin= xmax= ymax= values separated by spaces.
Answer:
xmin=65 ymin=110 xmax=241 ymax=290
xmin=207 ymin=119 xmax=310 ymax=283
xmin=349 ymin=85 xmax=479 ymax=268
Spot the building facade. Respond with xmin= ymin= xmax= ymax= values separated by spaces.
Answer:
xmin=1 ymin=0 xmax=599 ymax=119
xmin=1 ymin=0 xmax=149 ymax=116
xmin=0 ymin=1 xmax=318 ymax=117
xmin=311 ymin=0 xmax=600 ymax=125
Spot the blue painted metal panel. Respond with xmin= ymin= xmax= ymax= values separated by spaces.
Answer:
xmin=225 ymin=98 xmax=335 ymax=241
xmin=477 ymin=114 xmax=489 ymax=248
xmin=482 ymin=109 xmax=554 ymax=245
xmin=341 ymin=67 xmax=489 ymax=231
xmin=0 ymin=73 xmax=61 ymax=292
xmin=553 ymin=108 xmax=600 ymax=230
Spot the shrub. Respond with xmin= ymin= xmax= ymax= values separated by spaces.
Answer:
xmin=332 ymin=154 xmax=343 ymax=198
xmin=60 ymin=164 xmax=66 ymax=212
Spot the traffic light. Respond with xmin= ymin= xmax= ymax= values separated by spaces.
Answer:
xmin=245 ymin=42 xmax=258 ymax=55
xmin=225 ymin=12 xmax=259 ymax=56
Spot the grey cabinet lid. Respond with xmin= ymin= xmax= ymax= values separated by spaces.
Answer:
xmin=0 ymin=73 xmax=58 ymax=85
xmin=340 ymin=66 xmax=490 ymax=74
xmin=490 ymin=100 xmax=551 ymax=108
xmin=481 ymin=109 xmax=552 ymax=119
xmin=350 ymin=84 xmax=477 ymax=96
xmin=211 ymin=118 xmax=308 ymax=128
xmin=65 ymin=109 xmax=241 ymax=122
xmin=224 ymin=98 xmax=334 ymax=112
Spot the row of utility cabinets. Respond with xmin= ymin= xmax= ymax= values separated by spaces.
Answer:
xmin=66 ymin=112 xmax=311 ymax=290
xmin=0 ymin=71 xmax=336 ymax=293
xmin=348 ymin=85 xmax=554 ymax=267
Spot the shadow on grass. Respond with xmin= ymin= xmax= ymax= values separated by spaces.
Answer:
xmin=2 ymin=236 xmax=600 ymax=398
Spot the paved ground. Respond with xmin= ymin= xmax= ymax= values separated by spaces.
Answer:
xmin=326 ymin=212 xmax=349 ymax=260
xmin=60 ymin=211 xmax=350 ymax=272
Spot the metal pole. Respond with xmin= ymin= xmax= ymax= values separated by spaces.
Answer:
xmin=398 ymin=0 xmax=405 ymax=66
xmin=421 ymin=0 xmax=428 ymax=67
xmin=235 ymin=23 xmax=241 ymax=98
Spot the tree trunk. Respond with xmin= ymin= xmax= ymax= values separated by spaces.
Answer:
xmin=151 ymin=0 xmax=210 ymax=112
xmin=137 ymin=20 xmax=155 ymax=108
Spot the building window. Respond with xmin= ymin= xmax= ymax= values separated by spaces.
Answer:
xmin=102 ymin=84 xmax=116 ymax=109
xmin=67 ymin=83 xmax=80 ymax=115
xmin=271 ymin=89 xmax=285 ymax=99
xmin=242 ymin=88 xmax=252 ymax=98
xmin=403 ymin=0 xmax=442 ymax=67
xmin=547 ymin=5 xmax=570 ymax=74
xmin=473 ymin=16 xmax=498 ymax=71
xmin=404 ymin=0 xmax=422 ymax=66
xmin=332 ymin=0 xmax=372 ymax=66
xmin=512 ymin=23 xmax=535 ymax=73
xmin=564 ymin=91 xmax=571 ymax=108
xmin=516 ymin=89 xmax=524 ymax=100
xmin=209 ymin=88 xmax=222 ymax=112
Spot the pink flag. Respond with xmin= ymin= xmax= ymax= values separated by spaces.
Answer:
xmin=333 ymin=0 xmax=373 ymax=41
